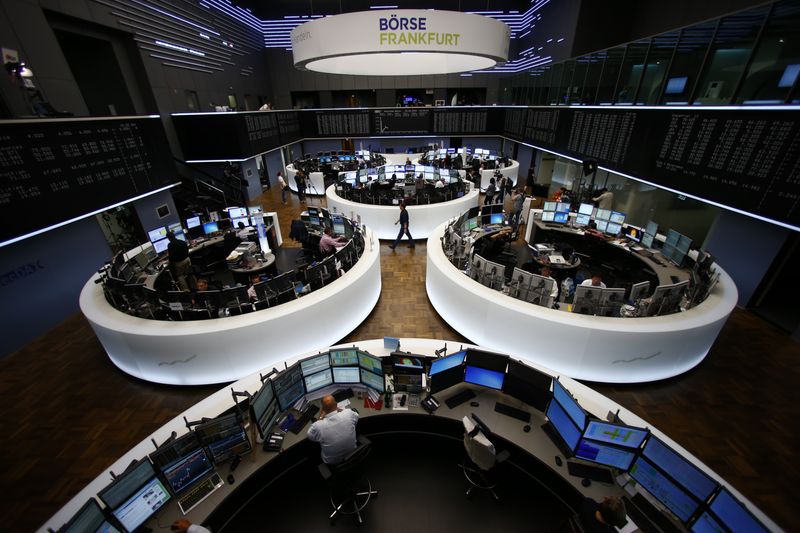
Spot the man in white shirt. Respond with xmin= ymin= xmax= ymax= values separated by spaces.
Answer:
xmin=236 ymin=221 xmax=254 ymax=239
xmin=581 ymin=274 xmax=607 ymax=289
xmin=277 ymin=171 xmax=289 ymax=205
xmin=592 ymin=188 xmax=614 ymax=209
xmin=540 ymin=266 xmax=560 ymax=301
xmin=435 ymin=178 xmax=445 ymax=188
xmin=307 ymin=395 xmax=359 ymax=465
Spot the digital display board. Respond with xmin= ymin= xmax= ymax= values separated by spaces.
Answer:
xmin=0 ymin=117 xmax=176 ymax=245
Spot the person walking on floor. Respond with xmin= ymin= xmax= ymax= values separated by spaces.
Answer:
xmin=390 ymin=201 xmax=414 ymax=250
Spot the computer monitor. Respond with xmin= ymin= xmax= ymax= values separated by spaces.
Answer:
xmin=575 ymin=213 xmax=590 ymax=226
xmin=332 ymin=216 xmax=346 ymax=236
xmin=643 ymin=435 xmax=719 ymax=501
xmin=545 ymin=399 xmax=581 ymax=452
xmin=195 ymin=414 xmax=251 ymax=464
xmin=304 ymin=368 xmax=333 ymax=393
xmin=186 ymin=216 xmax=201 ymax=229
xmin=465 ymin=348 xmax=509 ymax=372
xmin=665 ymin=76 xmax=688 ymax=94
xmin=464 ymin=365 xmax=505 ymax=390
xmin=503 ymin=359 xmax=552 ymax=411
xmin=609 ymin=211 xmax=625 ymax=224
xmin=391 ymin=354 xmax=424 ymax=374
xmin=629 ymin=456 xmax=702 ymax=523
xmin=556 ymin=202 xmax=571 ymax=213
xmin=605 ymin=222 xmax=622 ymax=235
xmin=541 ymin=211 xmax=555 ymax=222
xmin=578 ymin=203 xmax=594 ymax=216
xmin=595 ymin=208 xmax=611 ymax=221
xmin=707 ymin=487 xmax=768 ymax=533
xmin=151 ymin=238 xmax=168 ymax=255
xmin=232 ymin=216 xmax=249 ymax=228
xmin=358 ymin=351 xmax=383 ymax=375
xmin=332 ymin=366 xmax=360 ymax=384
xmin=60 ymin=498 xmax=120 ymax=533
xmin=273 ymin=363 xmax=305 ymax=412
xmin=250 ymin=379 xmax=280 ymax=440
xmin=466 ymin=217 xmax=479 ymax=231
xmin=300 ymin=353 xmax=331 ymax=376
xmin=359 ymin=368 xmax=385 ymax=392
xmin=641 ymin=232 xmax=655 ymax=248
xmin=161 ymin=447 xmax=214 ymax=495
xmin=645 ymin=220 xmax=658 ymax=236
xmin=490 ymin=213 xmax=504 ymax=225
xmin=148 ymin=226 xmax=167 ymax=243
xmin=690 ymin=511 xmax=725 ymax=533
xmin=429 ymin=350 xmax=466 ymax=376
xmin=553 ymin=212 xmax=569 ymax=224
xmin=623 ymin=226 xmax=641 ymax=242
xmin=202 ymin=221 xmax=219 ymax=235
xmin=467 ymin=206 xmax=480 ymax=219
xmin=553 ymin=379 xmax=587 ymax=429
xmin=543 ymin=201 xmax=557 ymax=212
xmin=329 ymin=349 xmax=359 ymax=366
xmin=583 ymin=420 xmax=649 ymax=449
xmin=98 ymin=460 xmax=170 ymax=531
xmin=575 ymin=439 xmax=637 ymax=470
xmin=228 ymin=207 xmax=248 ymax=219
xmin=248 ymin=205 xmax=263 ymax=216
xmin=594 ymin=220 xmax=608 ymax=233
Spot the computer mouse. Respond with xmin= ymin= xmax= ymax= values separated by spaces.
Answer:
xmin=227 ymin=474 xmax=235 ymax=484
xmin=469 ymin=401 xmax=479 ymax=407
xmin=555 ymin=456 xmax=563 ymax=467
xmin=581 ymin=478 xmax=591 ymax=487
xmin=523 ymin=425 xmax=531 ymax=433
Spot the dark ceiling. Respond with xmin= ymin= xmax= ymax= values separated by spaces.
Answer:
xmin=231 ymin=0 xmax=529 ymax=20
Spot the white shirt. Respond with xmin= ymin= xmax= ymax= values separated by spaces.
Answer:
xmin=237 ymin=226 xmax=254 ymax=239
xmin=278 ymin=175 xmax=287 ymax=188
xmin=546 ymin=276 xmax=559 ymax=299
xmin=593 ymin=191 xmax=614 ymax=209
xmin=307 ymin=408 xmax=359 ymax=464
xmin=435 ymin=180 xmax=445 ymax=188
xmin=581 ymin=279 xmax=607 ymax=289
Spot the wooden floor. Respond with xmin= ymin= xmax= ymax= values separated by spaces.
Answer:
xmin=1 ymin=185 xmax=797 ymax=532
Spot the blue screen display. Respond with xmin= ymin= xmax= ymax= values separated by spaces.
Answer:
xmin=553 ymin=212 xmax=569 ymax=224
xmin=546 ymin=400 xmax=581 ymax=451
xmin=629 ymin=457 xmax=700 ymax=523
xmin=709 ymin=488 xmax=768 ymax=533
xmin=643 ymin=436 xmax=718 ymax=501
xmin=162 ymin=448 xmax=213 ymax=494
xmin=665 ymin=76 xmax=688 ymax=94
xmin=691 ymin=511 xmax=726 ymax=533
xmin=583 ymin=420 xmax=648 ymax=449
xmin=430 ymin=351 xmax=466 ymax=376
xmin=490 ymin=213 xmax=504 ymax=225
xmin=553 ymin=379 xmax=586 ymax=429
xmin=202 ymin=221 xmax=218 ymax=235
xmin=464 ymin=366 xmax=505 ymax=390
xmin=575 ymin=439 xmax=636 ymax=470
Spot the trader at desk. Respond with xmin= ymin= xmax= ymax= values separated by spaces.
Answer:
xmin=319 ymin=227 xmax=347 ymax=256
xmin=307 ymin=395 xmax=359 ymax=465
xmin=167 ymin=230 xmax=192 ymax=291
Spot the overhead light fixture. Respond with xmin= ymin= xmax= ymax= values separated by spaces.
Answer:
xmin=291 ymin=10 xmax=509 ymax=76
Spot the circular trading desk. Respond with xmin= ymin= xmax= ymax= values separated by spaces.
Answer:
xmin=326 ymin=184 xmax=480 ymax=240
xmin=426 ymin=222 xmax=738 ymax=383
xmin=43 ymin=338 xmax=777 ymax=533
xmin=286 ymin=163 xmax=326 ymax=196
xmin=80 ymin=227 xmax=381 ymax=386
xmin=474 ymin=159 xmax=520 ymax=189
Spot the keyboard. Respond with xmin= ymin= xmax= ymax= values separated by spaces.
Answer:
xmin=494 ymin=402 xmax=531 ymax=423
xmin=289 ymin=403 xmax=320 ymax=434
xmin=566 ymin=461 xmax=613 ymax=484
xmin=332 ymin=388 xmax=354 ymax=402
xmin=178 ymin=473 xmax=223 ymax=515
xmin=444 ymin=389 xmax=476 ymax=409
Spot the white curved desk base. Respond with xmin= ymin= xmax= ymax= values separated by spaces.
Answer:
xmin=80 ymin=229 xmax=382 ymax=386
xmin=326 ymin=185 xmax=480 ymax=240
xmin=425 ymin=222 xmax=738 ymax=384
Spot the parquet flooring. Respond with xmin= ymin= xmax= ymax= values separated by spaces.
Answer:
xmin=0 ymin=184 xmax=797 ymax=532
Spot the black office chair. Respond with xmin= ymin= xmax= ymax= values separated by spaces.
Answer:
xmin=459 ymin=415 xmax=510 ymax=501
xmin=318 ymin=435 xmax=378 ymax=525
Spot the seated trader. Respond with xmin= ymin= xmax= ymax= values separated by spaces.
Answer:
xmin=247 ymin=274 xmax=261 ymax=301
xmin=307 ymin=395 xmax=359 ymax=465
xmin=581 ymin=273 xmax=607 ymax=289
xmin=319 ymin=227 xmax=347 ymax=256
xmin=539 ymin=266 xmax=560 ymax=301
xmin=167 ymin=230 xmax=191 ymax=291
xmin=237 ymin=221 xmax=254 ymax=239
xmin=578 ymin=496 xmax=627 ymax=533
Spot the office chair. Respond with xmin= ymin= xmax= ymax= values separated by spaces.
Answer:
xmin=459 ymin=415 xmax=510 ymax=501
xmin=318 ymin=435 xmax=378 ymax=525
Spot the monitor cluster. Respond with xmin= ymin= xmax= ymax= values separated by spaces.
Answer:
xmin=293 ymin=150 xmax=385 ymax=174
xmin=427 ymin=348 xmax=767 ymax=533
xmin=101 ymin=215 xmax=365 ymax=322
xmin=56 ymin=410 xmax=251 ymax=533
xmin=337 ymin=164 xmax=468 ymax=206
xmin=541 ymin=202 xmax=627 ymax=237
xmin=419 ymin=147 xmax=510 ymax=170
